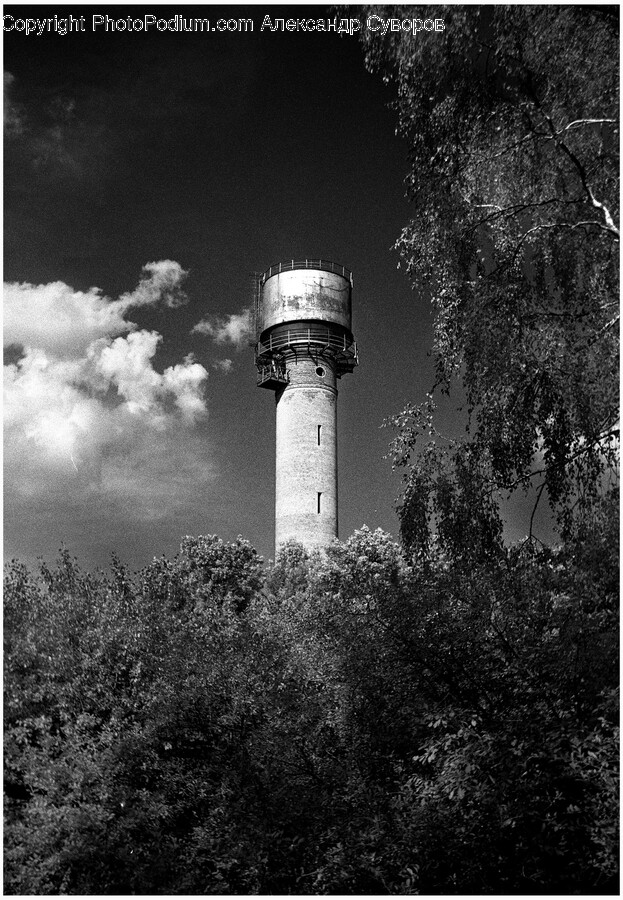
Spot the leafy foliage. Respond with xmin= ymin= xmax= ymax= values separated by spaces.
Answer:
xmin=361 ymin=5 xmax=618 ymax=545
xmin=4 ymin=519 xmax=618 ymax=893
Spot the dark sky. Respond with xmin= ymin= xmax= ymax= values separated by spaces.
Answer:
xmin=4 ymin=4 xmax=550 ymax=570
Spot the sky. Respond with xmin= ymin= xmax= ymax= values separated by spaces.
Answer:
xmin=4 ymin=3 xmax=551 ymax=571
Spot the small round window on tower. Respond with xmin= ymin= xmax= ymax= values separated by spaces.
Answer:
xmin=315 ymin=366 xmax=325 ymax=378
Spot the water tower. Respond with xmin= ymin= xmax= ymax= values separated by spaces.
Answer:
xmin=254 ymin=260 xmax=358 ymax=551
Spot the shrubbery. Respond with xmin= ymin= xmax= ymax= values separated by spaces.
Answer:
xmin=4 ymin=516 xmax=618 ymax=894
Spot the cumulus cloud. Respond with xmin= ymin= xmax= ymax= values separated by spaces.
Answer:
xmin=4 ymin=264 xmax=210 ymax=539
xmin=5 ymin=346 xmax=209 ymax=486
xmin=4 ymin=260 xmax=189 ymax=357
xmin=5 ymin=281 xmax=131 ymax=357
xmin=117 ymin=260 xmax=189 ymax=311
xmin=192 ymin=308 xmax=252 ymax=348
xmin=163 ymin=355 xmax=212 ymax=420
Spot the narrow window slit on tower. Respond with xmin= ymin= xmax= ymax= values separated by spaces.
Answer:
xmin=317 ymin=424 xmax=321 ymax=445
xmin=317 ymin=492 xmax=322 ymax=514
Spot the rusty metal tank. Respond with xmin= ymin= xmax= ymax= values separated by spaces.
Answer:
xmin=257 ymin=261 xmax=352 ymax=333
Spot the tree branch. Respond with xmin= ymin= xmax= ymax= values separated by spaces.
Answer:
xmin=467 ymin=197 xmax=584 ymax=234
xmin=529 ymin=481 xmax=548 ymax=542
xmin=559 ymin=118 xmax=618 ymax=134
xmin=488 ymin=428 xmax=620 ymax=494
xmin=486 ymin=219 xmax=618 ymax=280
xmin=538 ymin=108 xmax=619 ymax=237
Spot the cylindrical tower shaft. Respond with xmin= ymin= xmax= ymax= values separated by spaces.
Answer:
xmin=254 ymin=260 xmax=358 ymax=553
xmin=275 ymin=356 xmax=338 ymax=549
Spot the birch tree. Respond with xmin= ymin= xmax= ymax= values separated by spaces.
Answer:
xmin=361 ymin=5 xmax=619 ymax=549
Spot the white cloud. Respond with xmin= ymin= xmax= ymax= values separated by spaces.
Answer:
xmin=211 ymin=358 xmax=233 ymax=374
xmin=4 ymin=280 xmax=130 ymax=357
xmin=4 ymin=260 xmax=188 ymax=357
xmin=163 ymin=354 xmax=212 ymax=422
xmin=4 ymin=349 xmax=210 ymax=498
xmin=192 ymin=308 xmax=252 ymax=348
xmin=117 ymin=260 xmax=189 ymax=311
xmin=94 ymin=330 xmax=165 ymax=415
xmin=4 ymin=265 xmax=211 ymax=545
